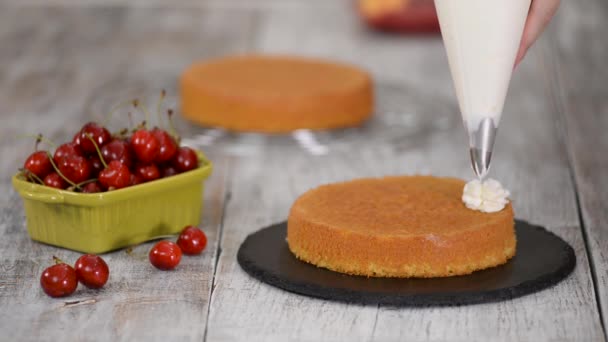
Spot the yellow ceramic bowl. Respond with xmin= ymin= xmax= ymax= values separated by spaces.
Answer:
xmin=12 ymin=151 xmax=213 ymax=254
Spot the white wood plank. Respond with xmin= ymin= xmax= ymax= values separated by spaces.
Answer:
xmin=204 ymin=154 xmax=378 ymax=342
xmin=205 ymin=4 xmax=605 ymax=341
xmin=543 ymin=0 xmax=608 ymax=336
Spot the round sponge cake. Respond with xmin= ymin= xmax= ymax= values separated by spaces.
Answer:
xmin=287 ymin=176 xmax=516 ymax=278
xmin=180 ymin=55 xmax=373 ymax=133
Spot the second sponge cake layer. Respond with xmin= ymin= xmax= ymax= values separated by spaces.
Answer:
xmin=180 ymin=55 xmax=373 ymax=133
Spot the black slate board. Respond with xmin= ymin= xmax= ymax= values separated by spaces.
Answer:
xmin=237 ymin=220 xmax=576 ymax=306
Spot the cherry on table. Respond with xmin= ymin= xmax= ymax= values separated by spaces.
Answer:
xmin=149 ymin=241 xmax=182 ymax=270
xmin=40 ymin=262 xmax=78 ymax=298
xmin=75 ymin=122 xmax=111 ymax=155
xmin=173 ymin=147 xmax=198 ymax=172
xmin=43 ymin=172 xmax=68 ymax=189
xmin=177 ymin=226 xmax=207 ymax=255
xmin=24 ymin=150 xmax=53 ymax=179
xmin=74 ymin=254 xmax=109 ymax=289
xmin=131 ymin=129 xmax=160 ymax=163
xmin=98 ymin=160 xmax=131 ymax=190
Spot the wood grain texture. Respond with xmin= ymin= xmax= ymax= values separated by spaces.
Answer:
xmin=544 ymin=0 xmax=608 ymax=336
xmin=204 ymin=3 xmax=605 ymax=341
xmin=0 ymin=5 xmax=252 ymax=341
xmin=0 ymin=1 xmax=606 ymax=341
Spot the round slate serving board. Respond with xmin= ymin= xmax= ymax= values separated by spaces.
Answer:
xmin=237 ymin=220 xmax=576 ymax=306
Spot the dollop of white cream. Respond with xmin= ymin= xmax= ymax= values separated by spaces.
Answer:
xmin=462 ymin=178 xmax=510 ymax=213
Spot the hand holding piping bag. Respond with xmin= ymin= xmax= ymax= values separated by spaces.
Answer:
xmin=515 ymin=0 xmax=561 ymax=67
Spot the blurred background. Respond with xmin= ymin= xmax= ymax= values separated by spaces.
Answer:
xmin=1 ymin=0 xmax=602 ymax=174
xmin=0 ymin=0 xmax=449 ymax=147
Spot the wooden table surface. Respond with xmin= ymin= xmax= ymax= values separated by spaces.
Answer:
xmin=1 ymin=1 xmax=607 ymax=341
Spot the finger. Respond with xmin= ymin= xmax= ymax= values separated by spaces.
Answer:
xmin=515 ymin=0 xmax=561 ymax=67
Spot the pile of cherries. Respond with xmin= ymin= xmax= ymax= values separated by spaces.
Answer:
xmin=41 ymin=254 xmax=109 ymax=298
xmin=41 ymin=225 xmax=208 ymax=298
xmin=22 ymin=95 xmax=199 ymax=192
xmin=149 ymin=225 xmax=208 ymax=270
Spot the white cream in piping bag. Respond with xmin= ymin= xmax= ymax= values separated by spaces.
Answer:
xmin=435 ymin=0 xmax=530 ymax=133
xmin=435 ymin=0 xmax=531 ymax=180
xmin=435 ymin=0 xmax=524 ymax=211
xmin=462 ymin=179 xmax=510 ymax=213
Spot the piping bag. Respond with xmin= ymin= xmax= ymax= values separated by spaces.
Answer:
xmin=434 ymin=0 xmax=531 ymax=179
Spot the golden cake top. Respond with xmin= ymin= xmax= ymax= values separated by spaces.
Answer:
xmin=181 ymin=55 xmax=371 ymax=99
xmin=290 ymin=176 xmax=513 ymax=237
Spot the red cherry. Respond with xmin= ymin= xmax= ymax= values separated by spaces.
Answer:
xmin=130 ymin=173 xmax=144 ymax=186
xmin=53 ymin=142 xmax=83 ymax=164
xmin=24 ymin=150 xmax=53 ymax=179
xmin=75 ymin=122 xmax=111 ymax=155
xmin=57 ymin=155 xmax=92 ymax=184
xmin=177 ymin=226 xmax=207 ymax=255
xmin=101 ymin=139 xmax=133 ymax=169
xmin=160 ymin=164 xmax=179 ymax=178
xmin=81 ymin=182 xmax=103 ymax=193
xmin=149 ymin=241 xmax=182 ymax=270
xmin=40 ymin=263 xmax=78 ymax=298
xmin=134 ymin=163 xmax=160 ymax=182
xmin=89 ymin=155 xmax=104 ymax=177
xmin=152 ymin=128 xmax=178 ymax=163
xmin=98 ymin=161 xmax=131 ymax=190
xmin=74 ymin=254 xmax=109 ymax=289
xmin=43 ymin=172 xmax=68 ymax=189
xmin=131 ymin=129 xmax=159 ymax=163
xmin=173 ymin=147 xmax=198 ymax=172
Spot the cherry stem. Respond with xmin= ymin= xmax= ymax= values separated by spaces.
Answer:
xmin=112 ymin=128 xmax=129 ymax=140
xmin=156 ymin=89 xmax=166 ymax=128
xmin=52 ymin=255 xmax=65 ymax=265
xmin=103 ymin=100 xmax=134 ymax=127
xmin=133 ymin=99 xmax=152 ymax=128
xmin=70 ymin=178 xmax=99 ymax=192
xmin=75 ymin=178 xmax=99 ymax=187
xmin=21 ymin=169 xmax=44 ymax=185
xmin=167 ymin=109 xmax=180 ymax=143
xmin=45 ymin=152 xmax=80 ymax=190
xmin=85 ymin=133 xmax=108 ymax=168
xmin=128 ymin=112 xmax=134 ymax=130
xmin=137 ymin=120 xmax=147 ymax=131
xmin=17 ymin=134 xmax=56 ymax=150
